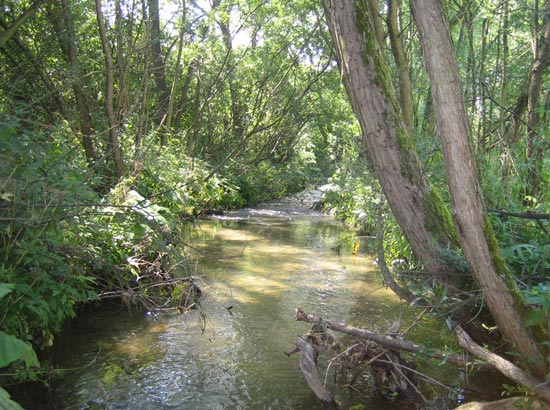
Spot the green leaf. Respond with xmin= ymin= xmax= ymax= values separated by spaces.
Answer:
xmin=524 ymin=308 xmax=547 ymax=328
xmin=0 ymin=331 xmax=39 ymax=368
xmin=0 ymin=387 xmax=24 ymax=410
xmin=132 ymin=222 xmax=146 ymax=237
xmin=0 ymin=284 xmax=14 ymax=300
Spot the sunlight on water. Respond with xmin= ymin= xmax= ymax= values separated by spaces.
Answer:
xmin=15 ymin=200 xmax=487 ymax=410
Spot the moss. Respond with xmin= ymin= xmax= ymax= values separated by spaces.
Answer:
xmin=483 ymin=214 xmax=521 ymax=298
xmin=355 ymin=0 xmax=395 ymax=99
xmin=423 ymin=188 xmax=458 ymax=246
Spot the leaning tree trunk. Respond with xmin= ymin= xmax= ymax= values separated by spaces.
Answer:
xmin=410 ymin=0 xmax=548 ymax=378
xmin=322 ymin=0 xmax=460 ymax=288
xmin=526 ymin=13 xmax=550 ymax=198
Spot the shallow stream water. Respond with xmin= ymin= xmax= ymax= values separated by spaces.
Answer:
xmin=13 ymin=197 xmax=499 ymax=409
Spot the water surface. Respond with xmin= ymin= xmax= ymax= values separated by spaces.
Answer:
xmin=15 ymin=199 xmax=488 ymax=409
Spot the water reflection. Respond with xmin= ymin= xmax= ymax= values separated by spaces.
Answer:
xmin=16 ymin=199 xmax=475 ymax=409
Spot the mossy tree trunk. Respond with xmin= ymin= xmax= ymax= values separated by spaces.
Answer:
xmin=410 ymin=0 xmax=547 ymax=377
xmin=322 ymin=0 xmax=460 ymax=287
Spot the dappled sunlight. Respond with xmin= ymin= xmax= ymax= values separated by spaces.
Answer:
xmin=229 ymin=273 xmax=290 ymax=296
xmin=39 ymin=201 xmax=467 ymax=410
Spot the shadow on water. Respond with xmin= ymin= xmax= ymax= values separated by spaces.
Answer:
xmin=12 ymin=198 xmax=505 ymax=409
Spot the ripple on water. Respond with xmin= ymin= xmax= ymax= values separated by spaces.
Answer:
xmin=15 ymin=199 xmax=480 ymax=409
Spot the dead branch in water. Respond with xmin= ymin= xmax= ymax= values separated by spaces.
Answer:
xmin=287 ymin=309 xmax=425 ymax=407
xmin=454 ymin=325 xmax=550 ymax=404
xmin=290 ymin=309 xmax=550 ymax=406
xmin=286 ymin=337 xmax=339 ymax=409
xmin=293 ymin=308 xmax=473 ymax=367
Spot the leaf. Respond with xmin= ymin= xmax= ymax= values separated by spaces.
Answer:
xmin=0 ymin=284 xmax=14 ymax=300
xmin=0 ymin=191 xmax=14 ymax=201
xmin=132 ymin=222 xmax=146 ymax=237
xmin=524 ymin=308 xmax=547 ymax=328
xmin=0 ymin=387 xmax=24 ymax=410
xmin=20 ymin=347 xmax=39 ymax=367
xmin=0 ymin=331 xmax=39 ymax=368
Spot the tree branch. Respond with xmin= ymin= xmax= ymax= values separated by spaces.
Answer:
xmin=293 ymin=308 xmax=473 ymax=368
xmin=454 ymin=325 xmax=550 ymax=403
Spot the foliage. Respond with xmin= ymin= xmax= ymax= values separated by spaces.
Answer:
xmin=0 ymin=119 xmax=247 ymax=388
xmin=0 ymin=387 xmax=24 ymax=410
xmin=135 ymin=142 xmax=246 ymax=214
xmin=0 ymin=0 xmax=549 ymax=404
xmin=523 ymin=284 xmax=550 ymax=340
xmin=0 ymin=118 xmax=99 ymax=351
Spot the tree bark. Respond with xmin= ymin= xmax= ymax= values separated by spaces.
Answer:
xmin=410 ymin=0 xmax=547 ymax=378
xmin=96 ymin=0 xmax=125 ymax=180
xmin=51 ymin=0 xmax=97 ymax=165
xmin=322 ymin=0 xmax=460 ymax=286
xmin=386 ymin=0 xmax=414 ymax=131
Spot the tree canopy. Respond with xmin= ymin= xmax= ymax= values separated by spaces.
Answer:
xmin=1 ymin=0 xmax=549 ymax=406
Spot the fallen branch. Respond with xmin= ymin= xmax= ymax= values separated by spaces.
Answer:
xmin=487 ymin=209 xmax=550 ymax=220
xmin=292 ymin=309 xmax=550 ymax=404
xmin=454 ymin=396 xmax=549 ymax=409
xmin=288 ymin=310 xmax=425 ymax=405
xmin=294 ymin=308 xmax=473 ymax=368
xmin=285 ymin=337 xmax=339 ymax=409
xmin=454 ymin=325 xmax=550 ymax=403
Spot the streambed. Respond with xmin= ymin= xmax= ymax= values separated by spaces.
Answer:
xmin=14 ymin=197 xmax=497 ymax=409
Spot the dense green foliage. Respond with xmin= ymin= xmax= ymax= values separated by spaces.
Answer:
xmin=1 ymin=0 xmax=549 ymax=404
xmin=0 ymin=0 xmax=355 ymax=392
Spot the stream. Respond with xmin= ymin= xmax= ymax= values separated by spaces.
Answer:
xmin=13 ymin=196 xmax=499 ymax=409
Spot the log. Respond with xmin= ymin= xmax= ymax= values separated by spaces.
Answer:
xmin=286 ymin=337 xmax=339 ymax=409
xmin=294 ymin=308 xmax=473 ymax=368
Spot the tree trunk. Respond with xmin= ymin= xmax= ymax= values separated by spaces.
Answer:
xmin=386 ymin=0 xmax=414 ymax=131
xmin=96 ymin=0 xmax=124 ymax=181
xmin=166 ymin=1 xmax=187 ymax=131
xmin=147 ymin=0 xmax=170 ymax=139
xmin=213 ymin=1 xmax=245 ymax=143
xmin=410 ymin=0 xmax=548 ymax=378
xmin=526 ymin=11 xmax=550 ymax=198
xmin=322 ymin=0 xmax=460 ymax=286
xmin=52 ymin=0 xmax=97 ymax=166
xmin=134 ymin=0 xmax=151 ymax=174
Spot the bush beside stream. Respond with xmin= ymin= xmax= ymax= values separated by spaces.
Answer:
xmin=0 ymin=127 xmax=283 ymax=394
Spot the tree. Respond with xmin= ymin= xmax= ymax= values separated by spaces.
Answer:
xmin=148 ymin=0 xmax=170 ymax=134
xmin=322 ymin=0 xmax=462 ymax=288
xmin=323 ymin=0 xmax=549 ymax=394
xmin=96 ymin=0 xmax=124 ymax=180
xmin=410 ymin=0 xmax=547 ymax=378
xmin=525 ymin=0 xmax=550 ymax=198
xmin=0 ymin=0 xmax=47 ymax=48
xmin=49 ymin=0 xmax=97 ymax=166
